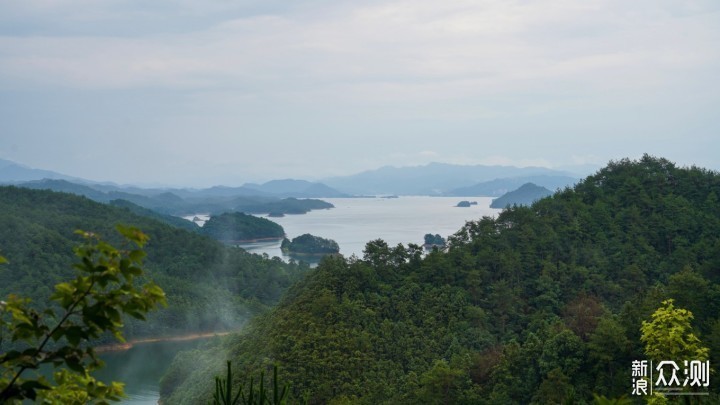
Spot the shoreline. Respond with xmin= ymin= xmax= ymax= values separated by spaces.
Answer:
xmin=95 ymin=331 xmax=234 ymax=353
xmin=281 ymin=250 xmax=341 ymax=258
xmin=226 ymin=236 xmax=284 ymax=244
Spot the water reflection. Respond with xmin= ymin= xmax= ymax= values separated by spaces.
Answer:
xmin=95 ymin=340 xmax=204 ymax=404
xmin=237 ymin=239 xmax=324 ymax=266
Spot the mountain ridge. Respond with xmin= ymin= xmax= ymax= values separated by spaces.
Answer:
xmin=323 ymin=162 xmax=579 ymax=195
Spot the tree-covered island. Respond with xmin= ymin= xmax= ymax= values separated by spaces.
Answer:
xmin=455 ymin=200 xmax=477 ymax=207
xmin=280 ymin=233 xmax=340 ymax=256
xmin=200 ymin=212 xmax=285 ymax=243
xmin=423 ymin=233 xmax=446 ymax=249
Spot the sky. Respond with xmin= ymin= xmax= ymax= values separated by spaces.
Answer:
xmin=0 ymin=0 xmax=718 ymax=187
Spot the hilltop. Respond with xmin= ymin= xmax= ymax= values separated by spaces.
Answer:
xmin=161 ymin=156 xmax=720 ymax=403
xmin=489 ymin=182 xmax=554 ymax=208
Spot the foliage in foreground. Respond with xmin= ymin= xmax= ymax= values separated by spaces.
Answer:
xmin=212 ymin=362 xmax=292 ymax=405
xmin=0 ymin=226 xmax=165 ymax=403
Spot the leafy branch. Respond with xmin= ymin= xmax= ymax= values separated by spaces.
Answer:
xmin=0 ymin=225 xmax=166 ymax=403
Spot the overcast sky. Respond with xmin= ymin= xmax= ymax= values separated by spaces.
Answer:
xmin=1 ymin=0 xmax=718 ymax=186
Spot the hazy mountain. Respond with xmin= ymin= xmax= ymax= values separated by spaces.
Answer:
xmin=490 ymin=182 xmax=554 ymax=208
xmin=179 ymin=185 xmax=275 ymax=199
xmin=20 ymin=179 xmax=110 ymax=201
xmin=0 ymin=158 xmax=82 ymax=183
xmin=108 ymin=199 xmax=200 ymax=232
xmin=323 ymin=162 xmax=575 ymax=195
xmin=91 ymin=180 xmax=346 ymax=200
xmin=16 ymin=178 xmax=333 ymax=217
xmin=444 ymin=175 xmax=578 ymax=197
xmin=243 ymin=179 xmax=348 ymax=198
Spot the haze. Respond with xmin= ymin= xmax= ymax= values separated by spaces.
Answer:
xmin=1 ymin=1 xmax=718 ymax=187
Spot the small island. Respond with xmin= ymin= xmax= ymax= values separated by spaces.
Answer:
xmin=455 ymin=200 xmax=477 ymax=207
xmin=200 ymin=212 xmax=285 ymax=243
xmin=423 ymin=233 xmax=446 ymax=250
xmin=281 ymin=233 xmax=340 ymax=256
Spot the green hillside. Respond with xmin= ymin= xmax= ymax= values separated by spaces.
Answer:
xmin=0 ymin=186 xmax=307 ymax=342
xmin=160 ymin=156 xmax=720 ymax=403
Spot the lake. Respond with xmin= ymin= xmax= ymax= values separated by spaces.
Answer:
xmin=238 ymin=196 xmax=500 ymax=261
xmin=105 ymin=196 xmax=500 ymax=403
xmin=95 ymin=339 xmax=205 ymax=404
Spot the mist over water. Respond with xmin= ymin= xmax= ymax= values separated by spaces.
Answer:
xmin=96 ymin=340 xmax=204 ymax=404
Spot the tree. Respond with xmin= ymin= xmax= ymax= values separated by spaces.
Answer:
xmin=414 ymin=359 xmax=467 ymax=404
xmin=0 ymin=226 xmax=166 ymax=403
xmin=640 ymin=299 xmax=709 ymax=363
xmin=212 ymin=362 xmax=290 ymax=405
xmin=588 ymin=315 xmax=631 ymax=396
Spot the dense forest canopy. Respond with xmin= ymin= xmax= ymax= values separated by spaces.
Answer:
xmin=161 ymin=156 xmax=720 ymax=404
xmin=0 ymin=186 xmax=307 ymax=343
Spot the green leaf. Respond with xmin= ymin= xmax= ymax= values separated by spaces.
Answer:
xmin=115 ymin=225 xmax=149 ymax=246
xmin=128 ymin=249 xmax=146 ymax=262
xmin=64 ymin=326 xmax=85 ymax=347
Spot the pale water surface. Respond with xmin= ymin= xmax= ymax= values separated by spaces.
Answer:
xmin=239 ymin=196 xmax=500 ymax=260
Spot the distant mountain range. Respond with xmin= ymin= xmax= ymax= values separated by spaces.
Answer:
xmin=444 ymin=175 xmax=577 ymax=197
xmin=0 ymin=158 xmax=347 ymax=199
xmin=241 ymin=179 xmax=348 ymax=198
xmin=324 ymin=162 xmax=582 ymax=195
xmin=1 ymin=157 xmax=589 ymax=201
xmin=0 ymin=158 xmax=82 ymax=183
xmin=0 ymin=158 xmax=349 ymax=219
xmin=16 ymin=179 xmax=335 ymax=217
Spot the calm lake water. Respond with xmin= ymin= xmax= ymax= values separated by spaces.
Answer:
xmin=239 ymin=196 xmax=500 ymax=261
xmin=95 ymin=339 xmax=204 ymax=404
xmin=105 ymin=196 xmax=500 ymax=403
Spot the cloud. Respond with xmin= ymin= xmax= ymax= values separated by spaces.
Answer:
xmin=1 ymin=0 xmax=718 ymax=102
xmin=0 ymin=0 xmax=718 ymax=185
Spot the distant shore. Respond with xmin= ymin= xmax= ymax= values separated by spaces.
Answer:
xmin=226 ymin=236 xmax=285 ymax=244
xmin=95 ymin=331 xmax=233 ymax=353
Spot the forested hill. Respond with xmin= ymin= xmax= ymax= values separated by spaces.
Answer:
xmin=0 ymin=186 xmax=307 ymax=341
xmin=489 ymin=182 xmax=553 ymax=208
xmin=161 ymin=156 xmax=720 ymax=404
